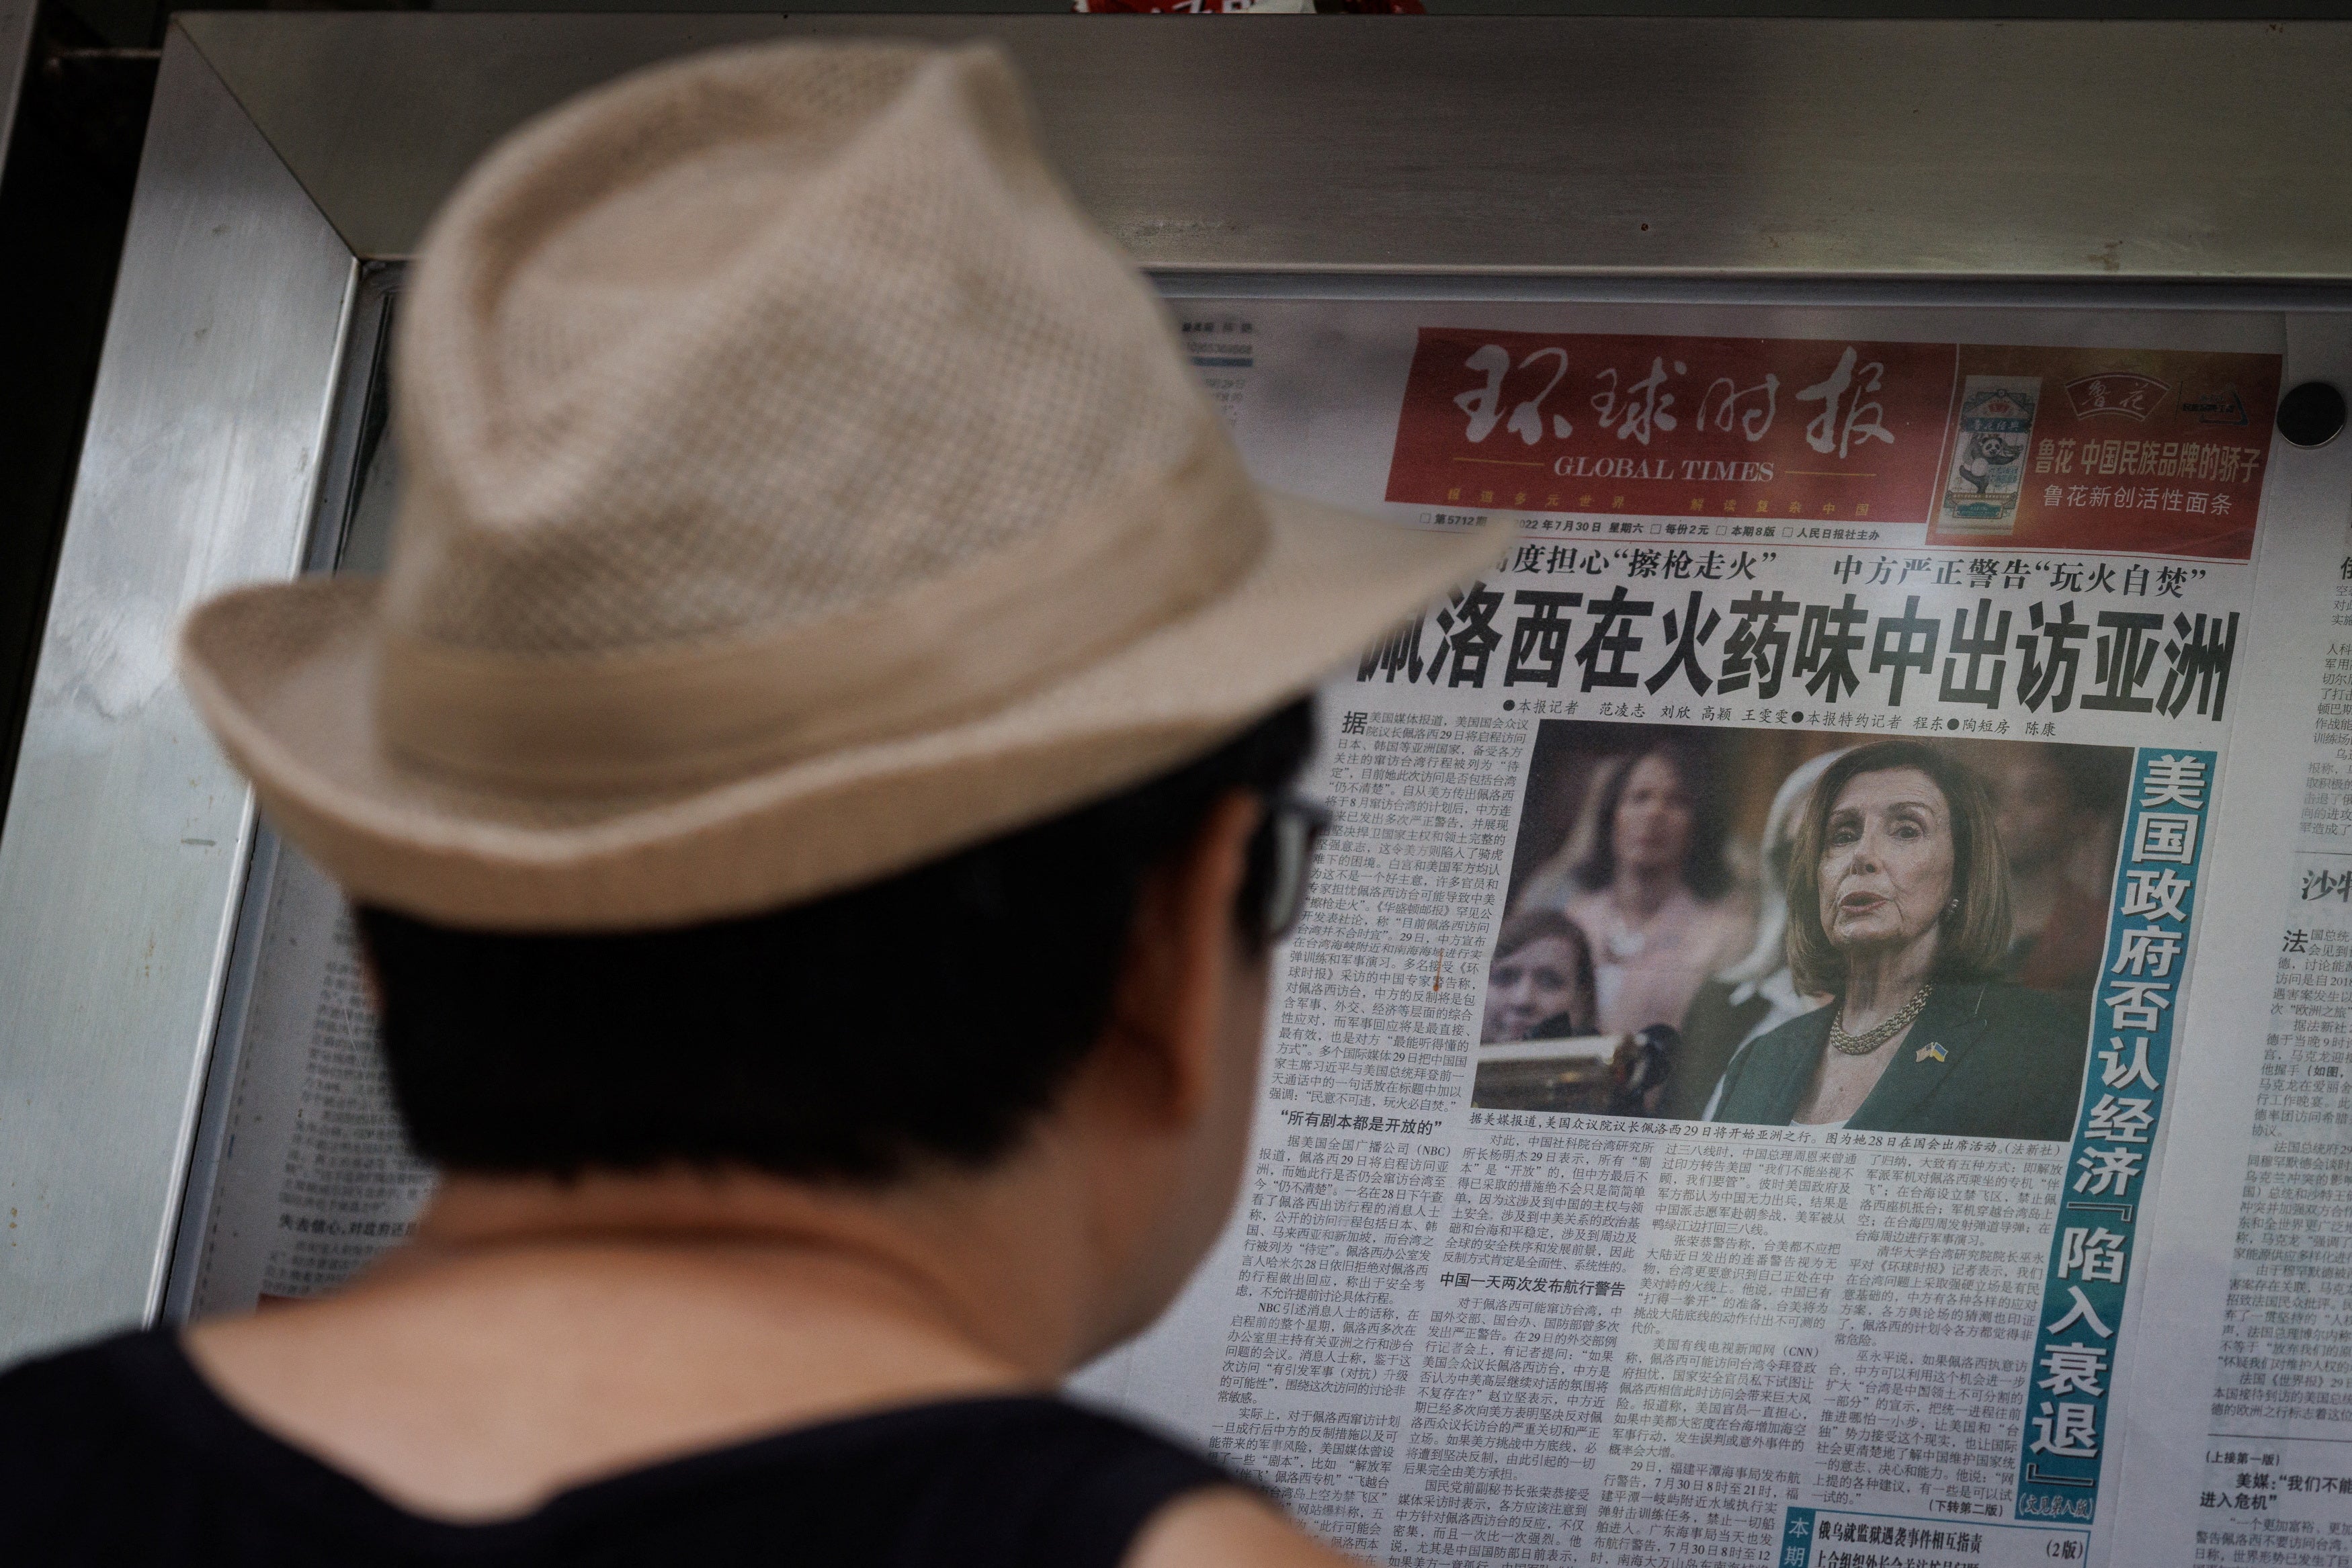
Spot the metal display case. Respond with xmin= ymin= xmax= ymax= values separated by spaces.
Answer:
xmin=5 ymin=5 xmax=2352 ymax=1373
xmin=0 ymin=1 xmax=33 ymax=169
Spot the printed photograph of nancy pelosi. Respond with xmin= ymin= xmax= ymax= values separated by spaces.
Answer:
xmin=1476 ymin=722 xmax=2122 ymax=1139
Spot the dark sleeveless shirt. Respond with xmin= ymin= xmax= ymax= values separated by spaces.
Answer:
xmin=0 ymin=1330 xmax=1243 ymax=1566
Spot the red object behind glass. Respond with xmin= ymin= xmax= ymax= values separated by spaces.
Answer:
xmin=1076 ymin=0 xmax=1424 ymax=13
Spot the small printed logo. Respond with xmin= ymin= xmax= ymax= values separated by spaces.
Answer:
xmin=1181 ymin=316 xmax=1254 ymax=369
xmin=2064 ymin=373 xmax=2170 ymax=421
xmin=2180 ymin=386 xmax=2251 ymax=426
xmin=1916 ymin=1041 xmax=1948 ymax=1064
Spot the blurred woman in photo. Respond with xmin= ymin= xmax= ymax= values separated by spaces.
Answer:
xmin=1668 ymin=748 xmax=1843 ymax=1120
xmin=1978 ymin=745 xmax=2109 ymax=1001
xmin=1544 ymin=743 xmax=1752 ymax=1037
xmin=1480 ymin=908 xmax=1599 ymax=1044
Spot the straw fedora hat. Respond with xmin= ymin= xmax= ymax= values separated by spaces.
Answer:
xmin=179 ymin=41 xmax=1497 ymax=932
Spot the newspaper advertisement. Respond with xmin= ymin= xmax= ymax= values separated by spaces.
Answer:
xmin=170 ymin=294 xmax=2343 ymax=1567
xmin=1078 ymin=298 xmax=2318 ymax=1568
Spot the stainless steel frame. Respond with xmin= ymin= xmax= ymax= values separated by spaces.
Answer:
xmin=5 ymin=10 xmax=2352 ymax=1364
xmin=0 ymin=0 xmax=34 ymax=174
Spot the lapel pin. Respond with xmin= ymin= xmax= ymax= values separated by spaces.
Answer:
xmin=1917 ymin=1041 xmax=1947 ymax=1063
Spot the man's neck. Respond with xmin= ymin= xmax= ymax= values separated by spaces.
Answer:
xmin=179 ymin=1158 xmax=1130 ymax=1522
xmin=403 ymin=1163 xmax=1095 ymax=1379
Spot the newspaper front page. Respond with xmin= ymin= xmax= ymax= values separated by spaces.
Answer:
xmin=1077 ymin=298 xmax=2339 ymax=1568
xmin=171 ymin=295 xmax=2348 ymax=1567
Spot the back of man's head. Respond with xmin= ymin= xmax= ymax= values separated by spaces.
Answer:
xmin=363 ymin=701 xmax=1312 ymax=1183
xmin=177 ymin=42 xmax=1484 ymax=1186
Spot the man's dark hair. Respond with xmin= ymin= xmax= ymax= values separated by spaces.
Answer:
xmin=359 ymin=699 xmax=1315 ymax=1185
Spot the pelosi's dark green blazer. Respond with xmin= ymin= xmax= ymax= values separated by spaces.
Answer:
xmin=1709 ymin=979 xmax=2090 ymax=1142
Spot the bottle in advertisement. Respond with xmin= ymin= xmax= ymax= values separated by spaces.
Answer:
xmin=1939 ymin=376 xmax=2044 ymax=533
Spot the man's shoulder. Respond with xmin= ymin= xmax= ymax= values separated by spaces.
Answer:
xmin=0 ymin=1328 xmax=146 ymax=1431
xmin=0 ymin=1331 xmax=172 ymax=1547
xmin=1129 ymin=1487 xmax=1362 ymax=1568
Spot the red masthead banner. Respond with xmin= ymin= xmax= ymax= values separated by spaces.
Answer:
xmin=1384 ymin=331 xmax=1955 ymax=527
xmin=1383 ymin=330 xmax=2279 ymax=559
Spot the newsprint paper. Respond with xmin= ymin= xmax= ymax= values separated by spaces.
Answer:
xmin=175 ymin=298 xmax=2352 ymax=1568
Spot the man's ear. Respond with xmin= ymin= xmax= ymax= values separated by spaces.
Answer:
xmin=1097 ymin=791 xmax=1263 ymax=1128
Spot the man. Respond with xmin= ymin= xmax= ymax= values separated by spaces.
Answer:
xmin=0 ymin=42 xmax=1490 ymax=1565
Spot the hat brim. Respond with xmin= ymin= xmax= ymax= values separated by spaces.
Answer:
xmin=180 ymin=490 xmax=1503 ymax=931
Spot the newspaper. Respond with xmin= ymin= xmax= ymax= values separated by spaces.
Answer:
xmin=173 ymin=296 xmax=2346 ymax=1567
xmin=1077 ymin=299 xmax=2333 ymax=1568
xmin=177 ymin=842 xmax=433 ymax=1317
